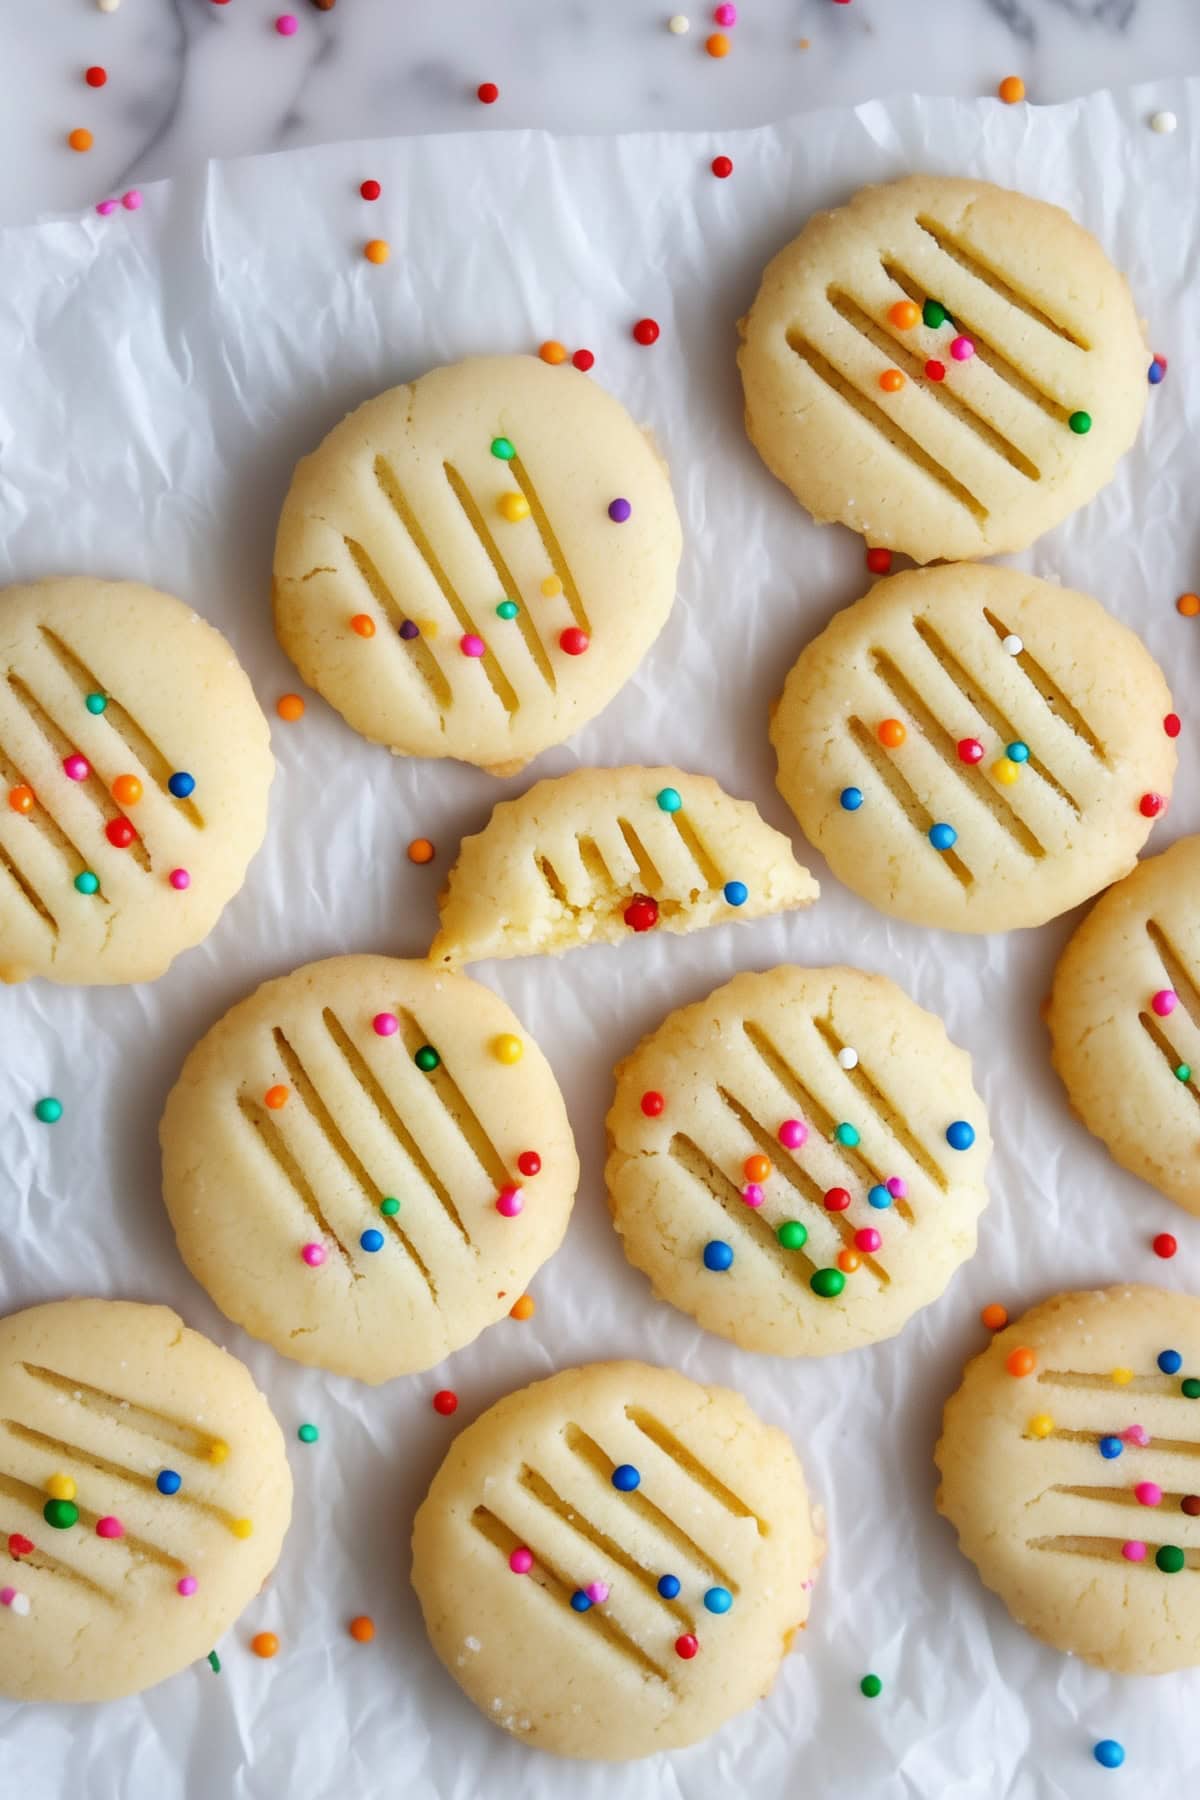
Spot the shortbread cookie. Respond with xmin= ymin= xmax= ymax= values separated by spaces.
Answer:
xmin=0 ymin=578 xmax=272 ymax=986
xmin=606 ymin=966 xmax=989 ymax=1354
xmin=161 ymin=955 xmax=578 ymax=1382
xmin=739 ymin=175 xmax=1148 ymax=562
xmin=0 ymin=1298 xmax=291 ymax=1703
xmin=1047 ymin=836 xmax=1200 ymax=1213
xmin=411 ymin=1361 xmax=821 ymax=1759
xmin=936 ymin=1286 xmax=1200 ymax=1675
xmin=428 ymin=766 xmax=818 ymax=967
xmin=770 ymin=564 xmax=1175 ymax=934
xmin=273 ymin=355 xmax=682 ymax=775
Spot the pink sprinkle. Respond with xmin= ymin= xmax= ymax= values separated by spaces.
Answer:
xmin=741 ymin=1182 xmax=765 ymax=1207
xmin=460 ymin=634 xmax=486 ymax=658
xmin=122 ymin=190 xmax=142 ymax=211
xmin=886 ymin=1176 xmax=907 ymax=1199
xmin=496 ymin=1184 xmax=524 ymax=1217
xmin=95 ymin=1516 xmax=124 ymax=1539
xmin=778 ymin=1119 xmax=807 ymax=1150
xmin=0 ymin=1588 xmax=15 ymax=1607
xmin=509 ymin=1547 xmax=533 ymax=1574
xmin=63 ymin=754 xmax=90 ymax=781
xmin=854 ymin=1227 xmax=882 ymax=1253
xmin=177 ymin=1575 xmax=198 ymax=1596
xmin=1122 ymin=1539 xmax=1147 ymax=1562
xmin=585 ymin=1580 xmax=610 ymax=1604
xmin=96 ymin=199 xmax=118 ymax=216
xmin=168 ymin=867 xmax=190 ymax=890
xmin=275 ymin=13 xmax=298 ymax=34
xmin=714 ymin=2 xmax=737 ymax=21
xmin=1134 ymin=1481 xmax=1162 ymax=1507
xmin=301 ymin=1242 xmax=326 ymax=1267
xmin=950 ymin=336 xmax=975 ymax=361
xmin=372 ymin=1012 xmax=399 ymax=1037
xmin=1123 ymin=1424 xmax=1150 ymax=1447
xmin=1152 ymin=989 xmax=1178 ymax=1017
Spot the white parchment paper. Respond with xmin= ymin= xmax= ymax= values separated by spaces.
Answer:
xmin=1 ymin=81 xmax=1198 ymax=1800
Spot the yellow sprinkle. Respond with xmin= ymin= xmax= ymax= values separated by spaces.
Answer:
xmin=499 ymin=492 xmax=530 ymax=524
xmin=541 ymin=575 xmax=562 ymax=598
xmin=45 ymin=1473 xmax=77 ymax=1501
xmin=1027 ymin=1414 xmax=1055 ymax=1439
xmin=992 ymin=758 xmax=1019 ymax=786
xmin=208 ymin=1440 xmax=230 ymax=1464
xmin=493 ymin=1033 xmax=523 ymax=1065
xmin=230 ymin=1517 xmax=254 ymax=1539
xmin=417 ymin=617 xmax=439 ymax=640
xmin=1111 ymin=1367 xmax=1134 ymax=1386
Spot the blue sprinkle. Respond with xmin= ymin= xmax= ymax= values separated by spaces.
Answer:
xmin=703 ymin=1586 xmax=733 ymax=1614
xmin=570 ymin=1590 xmax=592 ymax=1613
xmin=156 ymin=1469 xmax=182 ymax=1495
xmin=703 ymin=1239 xmax=734 ymax=1272
xmin=1148 ymin=358 xmax=1166 ymax=385
xmin=1005 ymin=741 xmax=1030 ymax=764
xmin=611 ymin=1464 xmax=641 ymax=1492
xmin=657 ymin=1573 xmax=681 ymax=1599
xmin=360 ymin=1228 xmax=385 ymax=1253
xmin=867 ymin=1185 xmax=893 ymax=1210
xmin=929 ymin=822 xmax=957 ymax=852
xmin=946 ymin=1120 xmax=976 ymax=1151
xmin=1158 ymin=1349 xmax=1183 ymax=1374
xmin=723 ymin=880 xmax=749 ymax=907
xmin=168 ymin=771 xmax=196 ymax=799
xmin=840 ymin=787 xmax=864 ymax=812
xmin=1098 ymin=1436 xmax=1123 ymax=1460
xmin=1093 ymin=1740 xmax=1125 ymax=1770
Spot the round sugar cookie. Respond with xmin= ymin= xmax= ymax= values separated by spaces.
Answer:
xmin=0 ymin=578 xmax=272 ymax=986
xmin=160 ymin=955 xmax=579 ymax=1382
xmin=411 ymin=1361 xmax=821 ymax=1759
xmin=0 ymin=1298 xmax=291 ymax=1703
xmin=770 ymin=564 xmax=1176 ymax=934
xmin=1047 ymin=835 xmax=1200 ymax=1213
xmin=936 ymin=1286 xmax=1200 ymax=1675
xmin=738 ymin=175 xmax=1148 ymax=562
xmin=273 ymin=355 xmax=683 ymax=775
xmin=606 ymin=966 xmax=990 ymax=1354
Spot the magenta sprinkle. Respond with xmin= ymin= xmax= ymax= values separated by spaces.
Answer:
xmin=585 ymin=1580 xmax=610 ymax=1604
xmin=96 ymin=199 xmax=118 ymax=216
xmin=1122 ymin=1540 xmax=1147 ymax=1562
xmin=461 ymin=633 xmax=486 ymax=658
xmin=122 ymin=190 xmax=142 ymax=211
xmin=1123 ymin=1424 xmax=1150 ymax=1447
xmin=168 ymin=868 xmax=190 ymax=890
xmin=496 ymin=1184 xmax=524 ymax=1218
xmin=778 ymin=1119 xmax=807 ymax=1150
xmin=741 ymin=1183 xmax=765 ymax=1208
xmin=177 ymin=1575 xmax=198 ymax=1596
xmin=1134 ymin=1481 xmax=1163 ymax=1507
xmin=95 ymin=1516 xmax=124 ymax=1539
xmin=886 ymin=1176 xmax=907 ymax=1199
xmin=301 ymin=1242 xmax=326 ymax=1267
xmin=509 ymin=1547 xmax=534 ymax=1574
xmin=372 ymin=1012 xmax=399 ymax=1037
xmin=1152 ymin=989 xmax=1178 ymax=1017
xmin=63 ymin=754 xmax=90 ymax=781
xmin=950 ymin=336 xmax=975 ymax=361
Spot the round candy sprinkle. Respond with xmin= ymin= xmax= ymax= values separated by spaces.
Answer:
xmin=85 ymin=692 xmax=107 ymax=714
xmin=866 ymin=547 xmax=892 ymax=574
xmin=992 ymin=758 xmax=1019 ymax=786
xmin=888 ymin=301 xmax=920 ymax=330
xmin=668 ymin=14 xmax=690 ymax=32
xmin=950 ymin=336 xmax=975 ymax=361
xmin=399 ymin=619 xmax=420 ymax=639
xmin=407 ymin=838 xmax=435 ymax=864
xmin=477 ymin=82 xmax=499 ymax=104
xmin=854 ymin=1227 xmax=882 ymax=1253
xmin=887 ymin=1176 xmax=907 ymax=1199
xmin=703 ymin=1239 xmax=734 ymax=1272
xmin=1121 ymin=1539 xmax=1147 ymax=1561
xmin=415 ymin=1046 xmax=440 ymax=1072
xmin=496 ymin=600 xmax=519 ymax=620
xmin=1150 ymin=357 xmax=1167 ymax=384
xmin=1093 ymin=1741 xmax=1125 ymax=1769
xmin=1068 ymin=410 xmax=1092 ymax=435
xmin=251 ymin=1632 xmax=279 ymax=1659
xmin=510 ymin=1547 xmax=534 ymax=1574
xmin=824 ymin=1187 xmax=851 ymax=1212
xmin=349 ymin=1615 xmax=374 ymax=1642
xmin=779 ymin=1119 xmax=807 ymax=1149
xmin=655 ymin=787 xmax=683 ymax=815
xmin=461 ymin=633 xmax=486 ymax=658
xmin=177 ymin=1576 xmax=198 ymax=1597
xmin=833 ymin=1122 xmax=860 ymax=1147
xmin=1027 ymin=1414 xmax=1054 ymax=1439
xmin=96 ymin=1515 xmax=124 ymax=1539
xmin=1181 ymin=1496 xmax=1200 ymax=1516
xmin=559 ymin=627 xmax=590 ymax=656
xmin=777 ymin=1220 xmax=808 ymax=1250
xmin=63 ymin=754 xmax=90 ymax=782
xmin=703 ymin=1586 xmax=732 ymax=1614
xmin=46 ymin=1474 xmax=76 ymax=1501
xmin=705 ymin=31 xmax=730 ymax=56
xmin=608 ymin=498 xmax=632 ymax=524
xmin=1111 ymin=1368 xmax=1134 ymax=1385
xmin=1176 ymin=593 xmax=1199 ymax=617
xmin=1150 ymin=110 xmax=1177 ymax=134
xmin=624 ymin=895 xmax=659 ymax=933
xmin=510 ymin=1295 xmax=535 ymax=1320
xmin=860 ymin=1674 xmax=883 ymax=1698
xmin=1135 ymin=1481 xmax=1162 ymax=1506
xmin=711 ymin=154 xmax=733 ymax=178
xmin=946 ymin=1120 xmax=975 ymax=1151
xmin=489 ymin=438 xmax=517 ymax=465
xmin=1005 ymin=741 xmax=1030 ymax=764
xmin=68 ymin=128 xmax=94 ymax=153
xmin=1123 ymin=1424 xmax=1150 ymax=1447
xmin=612 ymin=1464 xmax=640 ymax=1492
xmin=379 ymin=1197 xmax=400 ymax=1216
xmin=7 ymin=1535 xmax=32 ymax=1559
xmin=923 ymin=299 xmax=948 ymax=328
xmin=810 ymin=1268 xmax=846 ymax=1299
xmin=868 ymin=1185 xmax=892 ymax=1209
xmin=499 ymin=492 xmax=529 ymax=523
xmin=633 ymin=318 xmax=660 ymax=346
xmin=641 ymin=1091 xmax=665 ymax=1116
xmin=85 ymin=65 xmax=108 ymax=87
xmin=1165 ymin=713 xmax=1181 ymax=737
xmin=122 ymin=190 xmax=142 ymax=211
xmin=714 ymin=2 xmax=737 ymax=21
xmin=723 ymin=880 xmax=749 ymax=906
xmin=168 ymin=771 xmax=196 ymax=799
xmin=1098 ymin=1436 xmax=1123 ymax=1460
xmin=496 ymin=1185 xmax=524 ymax=1217
xmin=1176 ymin=1064 xmax=1193 ymax=1083
xmin=264 ymin=1085 xmax=289 ymax=1110
xmin=879 ymin=368 xmax=904 ymax=393
xmin=1184 ymin=1378 xmax=1200 ymax=1399
xmin=539 ymin=340 xmax=568 ymax=365
xmin=658 ymin=1572 xmax=681 ymax=1598
xmin=837 ymin=1249 xmax=861 ymax=1274
xmin=586 ymin=1581 xmax=610 ymax=1604
xmin=231 ymin=1518 xmax=253 ymax=1538
xmin=572 ymin=350 xmax=595 ymax=372
xmin=433 ymin=1390 xmax=458 ymax=1416
xmin=517 ymin=1150 xmax=542 ymax=1177
xmin=34 ymin=1097 xmax=63 ymax=1124
xmin=1154 ymin=1233 xmax=1178 ymax=1259
xmin=1002 ymin=634 xmax=1023 ymax=656
xmin=929 ymin=822 xmax=957 ymax=851
xmin=112 ymin=774 xmax=141 ymax=806
xmin=981 ymin=1303 xmax=1008 ymax=1331
xmin=74 ymin=871 xmax=100 ymax=895
xmin=208 ymin=1440 xmax=229 ymax=1464
xmin=840 ymin=786 xmax=864 ymax=811
xmin=157 ymin=1469 xmax=182 ymax=1496
xmin=1140 ymin=792 xmax=1165 ymax=817
xmin=105 ymin=817 xmax=135 ymax=849
xmin=877 ymin=718 xmax=906 ymax=748
xmin=493 ymin=1034 xmax=523 ymax=1064
xmin=1006 ymin=1347 xmax=1036 ymax=1377
xmin=364 ymin=239 xmax=390 ymax=264
xmin=675 ymin=1633 xmax=700 ymax=1659
xmin=301 ymin=1243 xmax=326 ymax=1267
xmin=360 ymin=1228 xmax=384 ymax=1253
xmin=8 ymin=784 xmax=35 ymax=814
xmin=569 ymin=1586 xmax=593 ymax=1610
xmin=741 ymin=1184 xmax=764 ymax=1208
xmin=372 ymin=1012 xmax=399 ymax=1038
xmin=1158 ymin=1349 xmax=1182 ymax=1373
xmin=1157 ymin=1545 xmax=1185 ymax=1572
xmin=297 ymin=1423 xmax=319 ymax=1444
xmin=168 ymin=868 xmax=190 ymax=890
xmin=43 ymin=1499 xmax=78 ymax=1530
xmin=276 ymin=14 xmax=298 ymax=34
xmin=997 ymin=74 xmax=1025 ymax=103
xmin=924 ymin=359 xmax=946 ymax=382
xmin=1151 ymin=989 xmax=1178 ymax=1016
xmin=360 ymin=179 xmax=381 ymax=201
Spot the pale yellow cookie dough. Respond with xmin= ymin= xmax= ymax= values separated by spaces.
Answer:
xmin=1047 ymin=835 xmax=1200 ymax=1213
xmin=428 ymin=765 xmax=818 ymax=967
xmin=273 ymin=355 xmax=682 ymax=775
xmin=0 ymin=578 xmax=272 ymax=986
xmin=606 ymin=966 xmax=990 ymax=1354
xmin=770 ymin=564 xmax=1175 ymax=934
xmin=739 ymin=175 xmax=1148 ymax=562
xmin=936 ymin=1286 xmax=1200 ymax=1675
xmin=0 ymin=1298 xmax=291 ymax=1703
xmin=161 ymin=955 xmax=578 ymax=1382
xmin=411 ymin=1360 xmax=822 ymax=1759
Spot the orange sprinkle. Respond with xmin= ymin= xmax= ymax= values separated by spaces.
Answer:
xmin=888 ymin=301 xmax=920 ymax=331
xmin=744 ymin=1153 xmax=771 ymax=1184
xmin=1177 ymin=592 xmax=1200 ymax=618
xmin=363 ymin=239 xmax=390 ymax=265
xmin=276 ymin=694 xmax=305 ymax=722
xmin=7 ymin=784 xmax=35 ymax=815
xmin=510 ymin=1295 xmax=536 ymax=1321
xmin=877 ymin=718 xmax=906 ymax=749
xmin=539 ymin=340 xmax=568 ymax=365
xmin=541 ymin=575 xmax=563 ymax=598
xmin=407 ymin=838 xmax=435 ymax=865
xmin=250 ymin=1632 xmax=279 ymax=1659
xmin=68 ymin=128 xmax=94 ymax=153
xmin=837 ymin=1250 xmax=861 ymax=1274
xmin=981 ymin=1302 xmax=1008 ymax=1331
xmin=350 ymin=614 xmax=376 ymax=638
xmin=998 ymin=75 xmax=1026 ymax=105
xmin=112 ymin=774 xmax=143 ymax=807
xmin=264 ymin=1085 xmax=289 ymax=1110
xmin=879 ymin=368 xmax=905 ymax=393
xmin=348 ymin=1615 xmax=375 ymax=1643
xmin=1006 ymin=1346 xmax=1036 ymax=1378
xmin=706 ymin=32 xmax=731 ymax=57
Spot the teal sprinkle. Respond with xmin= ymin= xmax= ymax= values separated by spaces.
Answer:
xmin=496 ymin=600 xmax=520 ymax=620
xmin=85 ymin=693 xmax=108 ymax=714
xmin=74 ymin=870 xmax=100 ymax=895
xmin=834 ymin=1122 xmax=860 ymax=1148
xmin=1176 ymin=1064 xmax=1192 ymax=1083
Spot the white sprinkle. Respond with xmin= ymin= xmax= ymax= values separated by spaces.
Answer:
xmin=1002 ymin=634 xmax=1023 ymax=656
xmin=491 ymin=1698 xmax=503 ymax=1712
xmin=1150 ymin=110 xmax=1177 ymax=135
xmin=97 ymin=0 xmax=121 ymax=10
xmin=464 ymin=1635 xmax=481 ymax=1652
xmin=668 ymin=14 xmax=690 ymax=32
xmin=10 ymin=1593 xmax=30 ymax=1617
xmin=837 ymin=1047 xmax=859 ymax=1070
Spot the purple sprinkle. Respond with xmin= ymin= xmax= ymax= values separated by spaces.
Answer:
xmin=607 ymin=498 xmax=632 ymax=524
xmin=95 ymin=199 xmax=118 ymax=217
xmin=399 ymin=620 xmax=420 ymax=640
xmin=886 ymin=1176 xmax=907 ymax=1199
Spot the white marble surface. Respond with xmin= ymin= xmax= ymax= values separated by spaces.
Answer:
xmin=2 ymin=0 xmax=1199 ymax=227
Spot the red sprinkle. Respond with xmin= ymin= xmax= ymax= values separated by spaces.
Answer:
xmin=1140 ymin=792 xmax=1166 ymax=818
xmin=572 ymin=349 xmax=595 ymax=372
xmin=559 ymin=627 xmax=590 ymax=656
xmin=624 ymin=895 xmax=659 ymax=933
xmin=360 ymin=179 xmax=381 ymax=201
xmin=866 ymin=548 xmax=892 ymax=575
xmin=711 ymin=155 xmax=734 ymax=179
xmin=7 ymin=1534 xmax=33 ymax=1559
xmin=675 ymin=1634 xmax=700 ymax=1660
xmin=641 ymin=1091 xmax=665 ymax=1117
xmin=824 ymin=1187 xmax=852 ymax=1212
xmin=432 ymin=1390 xmax=458 ymax=1416
xmin=1154 ymin=1233 xmax=1178 ymax=1260
xmin=477 ymin=82 xmax=499 ymax=104
xmin=517 ymin=1150 xmax=542 ymax=1178
xmin=85 ymin=66 xmax=108 ymax=88
xmin=1165 ymin=713 xmax=1181 ymax=738
xmin=632 ymin=318 xmax=660 ymax=346
xmin=957 ymin=738 xmax=985 ymax=765
xmin=924 ymin=359 xmax=946 ymax=382
xmin=105 ymin=817 xmax=137 ymax=849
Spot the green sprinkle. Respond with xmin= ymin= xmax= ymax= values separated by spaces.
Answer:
xmin=74 ymin=870 xmax=100 ymax=895
xmin=34 ymin=1097 xmax=63 ymax=1124
xmin=1175 ymin=1064 xmax=1192 ymax=1083
xmin=1156 ymin=1544 xmax=1186 ymax=1573
xmin=207 ymin=1651 xmax=221 ymax=1673
xmin=834 ymin=1122 xmax=860 ymax=1148
xmin=1182 ymin=1379 xmax=1200 ymax=1399
xmin=297 ymin=1423 xmax=319 ymax=1445
xmin=380 ymin=1197 xmax=400 ymax=1216
xmin=415 ymin=1045 xmax=440 ymax=1073
xmin=496 ymin=600 xmax=520 ymax=620
xmin=810 ymin=1268 xmax=846 ymax=1300
xmin=1068 ymin=410 xmax=1092 ymax=435
xmin=43 ymin=1498 xmax=79 ymax=1530
xmin=777 ymin=1220 xmax=808 ymax=1251
xmin=860 ymin=1674 xmax=883 ymax=1699
xmin=490 ymin=436 xmax=516 ymax=461
xmin=655 ymin=787 xmax=682 ymax=813
xmin=922 ymin=299 xmax=948 ymax=329
xmin=85 ymin=692 xmax=108 ymax=714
